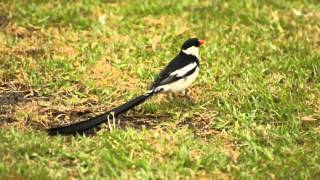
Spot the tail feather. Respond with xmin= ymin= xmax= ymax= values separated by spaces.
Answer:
xmin=47 ymin=91 xmax=155 ymax=135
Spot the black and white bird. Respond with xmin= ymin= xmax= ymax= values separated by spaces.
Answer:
xmin=47 ymin=38 xmax=205 ymax=135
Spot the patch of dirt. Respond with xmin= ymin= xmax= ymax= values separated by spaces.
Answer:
xmin=118 ymin=113 xmax=170 ymax=129
xmin=40 ymin=106 xmax=100 ymax=128
xmin=0 ymin=91 xmax=32 ymax=105
xmin=0 ymin=105 xmax=16 ymax=125
xmin=0 ymin=11 xmax=10 ymax=28
xmin=0 ymin=80 xmax=220 ymax=137
xmin=0 ymin=81 xmax=36 ymax=126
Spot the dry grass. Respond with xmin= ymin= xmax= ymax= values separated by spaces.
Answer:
xmin=1 ymin=0 xmax=320 ymax=179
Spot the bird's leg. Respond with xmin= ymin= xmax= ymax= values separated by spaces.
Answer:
xmin=181 ymin=90 xmax=187 ymax=96
xmin=180 ymin=89 xmax=192 ymax=100
xmin=169 ymin=93 xmax=176 ymax=100
xmin=170 ymin=89 xmax=193 ymax=104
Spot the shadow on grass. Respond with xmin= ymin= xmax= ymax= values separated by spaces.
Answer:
xmin=55 ymin=98 xmax=219 ymax=137
xmin=0 ymin=80 xmax=219 ymax=137
xmin=44 ymin=99 xmax=189 ymax=136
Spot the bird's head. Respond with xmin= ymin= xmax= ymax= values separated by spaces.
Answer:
xmin=181 ymin=38 xmax=205 ymax=58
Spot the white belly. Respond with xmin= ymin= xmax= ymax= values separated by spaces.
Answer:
xmin=158 ymin=68 xmax=199 ymax=93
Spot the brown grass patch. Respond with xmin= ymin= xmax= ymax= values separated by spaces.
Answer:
xmin=117 ymin=113 xmax=170 ymax=130
xmin=89 ymin=59 xmax=143 ymax=92
xmin=0 ymin=23 xmax=48 ymax=63
xmin=0 ymin=81 xmax=36 ymax=126
xmin=3 ymin=23 xmax=38 ymax=39
xmin=49 ymin=39 xmax=78 ymax=58
xmin=0 ymin=10 xmax=10 ymax=28
xmin=0 ymin=82 xmax=220 ymax=138
xmin=1 ymin=24 xmax=82 ymax=61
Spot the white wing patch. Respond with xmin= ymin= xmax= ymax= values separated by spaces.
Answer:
xmin=155 ymin=67 xmax=199 ymax=93
xmin=170 ymin=62 xmax=197 ymax=77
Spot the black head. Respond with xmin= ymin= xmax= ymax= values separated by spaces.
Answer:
xmin=181 ymin=38 xmax=205 ymax=50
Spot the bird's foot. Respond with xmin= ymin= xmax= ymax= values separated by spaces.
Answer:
xmin=173 ymin=90 xmax=195 ymax=105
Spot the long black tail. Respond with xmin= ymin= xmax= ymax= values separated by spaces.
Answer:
xmin=47 ymin=90 xmax=156 ymax=135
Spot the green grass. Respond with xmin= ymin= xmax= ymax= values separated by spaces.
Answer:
xmin=1 ymin=0 xmax=320 ymax=179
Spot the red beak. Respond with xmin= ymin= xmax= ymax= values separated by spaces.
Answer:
xmin=198 ymin=39 xmax=205 ymax=46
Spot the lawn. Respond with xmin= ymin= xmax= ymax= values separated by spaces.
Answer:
xmin=0 ymin=0 xmax=320 ymax=179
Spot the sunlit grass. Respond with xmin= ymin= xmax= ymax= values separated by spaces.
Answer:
xmin=0 ymin=0 xmax=320 ymax=179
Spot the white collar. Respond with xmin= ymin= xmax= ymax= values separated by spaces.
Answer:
xmin=182 ymin=46 xmax=199 ymax=59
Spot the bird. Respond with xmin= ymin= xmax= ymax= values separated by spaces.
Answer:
xmin=47 ymin=38 xmax=205 ymax=135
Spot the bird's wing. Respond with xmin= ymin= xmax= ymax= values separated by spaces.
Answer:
xmin=152 ymin=54 xmax=198 ymax=88
xmin=156 ymin=63 xmax=198 ymax=86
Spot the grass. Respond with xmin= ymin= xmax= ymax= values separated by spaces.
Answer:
xmin=0 ymin=0 xmax=320 ymax=179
